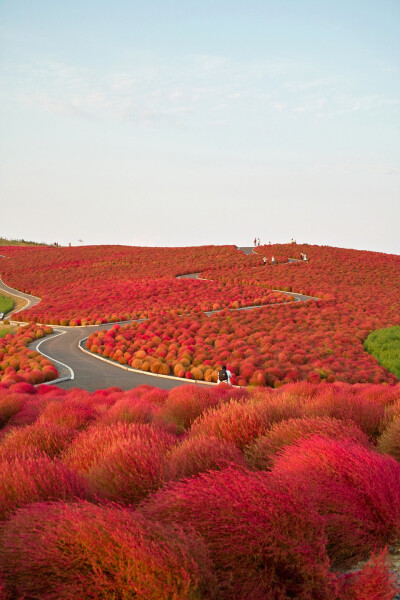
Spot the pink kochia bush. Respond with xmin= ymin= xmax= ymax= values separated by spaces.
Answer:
xmin=139 ymin=466 xmax=334 ymax=600
xmin=0 ymin=501 xmax=217 ymax=600
xmin=270 ymin=437 xmax=400 ymax=567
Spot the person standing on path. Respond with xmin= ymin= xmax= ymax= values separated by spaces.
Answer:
xmin=218 ymin=365 xmax=232 ymax=384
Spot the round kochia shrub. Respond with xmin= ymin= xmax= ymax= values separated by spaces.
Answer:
xmin=270 ymin=437 xmax=400 ymax=567
xmin=0 ymin=423 xmax=76 ymax=460
xmin=62 ymin=423 xmax=176 ymax=504
xmin=339 ymin=549 xmax=399 ymax=600
xmin=188 ymin=393 xmax=303 ymax=451
xmin=100 ymin=395 xmax=155 ymax=425
xmin=37 ymin=398 xmax=97 ymax=430
xmin=139 ymin=466 xmax=333 ymax=600
xmin=0 ymin=392 xmax=23 ymax=429
xmin=302 ymin=387 xmax=385 ymax=437
xmin=0 ymin=501 xmax=217 ymax=600
xmin=157 ymin=384 xmax=222 ymax=432
xmin=0 ymin=455 xmax=87 ymax=520
xmin=165 ymin=435 xmax=246 ymax=481
xmin=87 ymin=433 xmax=176 ymax=504
xmin=378 ymin=416 xmax=400 ymax=461
xmin=245 ymin=416 xmax=370 ymax=471
xmin=62 ymin=422 xmax=176 ymax=473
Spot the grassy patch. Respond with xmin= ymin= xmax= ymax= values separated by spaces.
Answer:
xmin=0 ymin=327 xmax=13 ymax=338
xmin=0 ymin=237 xmax=48 ymax=246
xmin=364 ymin=326 xmax=400 ymax=379
xmin=0 ymin=295 xmax=14 ymax=315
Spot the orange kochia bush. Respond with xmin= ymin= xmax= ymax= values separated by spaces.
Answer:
xmin=0 ymin=324 xmax=57 ymax=385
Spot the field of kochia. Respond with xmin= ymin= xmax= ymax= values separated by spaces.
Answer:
xmin=2 ymin=242 xmax=399 ymax=387
xmin=0 ymin=380 xmax=399 ymax=598
xmin=0 ymin=242 xmax=399 ymax=598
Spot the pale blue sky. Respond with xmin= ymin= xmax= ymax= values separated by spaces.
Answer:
xmin=1 ymin=1 xmax=399 ymax=252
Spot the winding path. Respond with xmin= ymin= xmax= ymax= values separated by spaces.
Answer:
xmin=0 ymin=247 xmax=316 ymax=391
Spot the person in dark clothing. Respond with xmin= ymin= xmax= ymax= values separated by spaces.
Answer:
xmin=217 ymin=365 xmax=232 ymax=384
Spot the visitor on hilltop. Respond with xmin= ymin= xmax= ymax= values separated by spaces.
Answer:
xmin=254 ymin=237 xmax=257 ymax=246
xmin=257 ymin=237 xmax=261 ymax=246
xmin=263 ymin=256 xmax=267 ymax=267
xmin=218 ymin=365 xmax=232 ymax=385
xmin=271 ymin=256 xmax=275 ymax=265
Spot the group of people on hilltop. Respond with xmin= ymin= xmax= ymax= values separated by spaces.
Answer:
xmin=254 ymin=238 xmax=273 ymax=246
xmin=256 ymin=238 xmax=298 ymax=247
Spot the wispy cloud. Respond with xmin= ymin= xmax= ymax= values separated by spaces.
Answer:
xmin=1 ymin=54 xmax=399 ymax=128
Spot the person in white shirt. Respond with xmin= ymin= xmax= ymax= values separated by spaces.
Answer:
xmin=217 ymin=365 xmax=232 ymax=384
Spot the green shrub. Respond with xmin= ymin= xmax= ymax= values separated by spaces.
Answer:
xmin=364 ymin=326 xmax=400 ymax=379
xmin=0 ymin=295 xmax=14 ymax=315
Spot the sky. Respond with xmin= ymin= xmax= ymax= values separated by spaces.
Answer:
xmin=1 ymin=0 xmax=399 ymax=253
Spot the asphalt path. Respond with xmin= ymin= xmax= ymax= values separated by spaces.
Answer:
xmin=0 ymin=277 xmax=41 ymax=311
xmin=0 ymin=247 xmax=316 ymax=391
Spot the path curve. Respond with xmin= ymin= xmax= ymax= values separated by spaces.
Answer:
xmin=0 ymin=249 xmax=317 ymax=391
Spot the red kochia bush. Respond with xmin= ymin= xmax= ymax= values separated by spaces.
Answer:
xmin=139 ymin=466 xmax=333 ymax=600
xmin=0 ymin=423 xmax=76 ymax=460
xmin=304 ymin=387 xmax=385 ymax=437
xmin=339 ymin=549 xmax=399 ymax=599
xmin=62 ymin=422 xmax=175 ymax=474
xmin=157 ymin=384 xmax=222 ymax=432
xmin=245 ymin=416 xmax=370 ymax=470
xmin=188 ymin=399 xmax=272 ymax=450
xmin=166 ymin=435 xmax=246 ymax=481
xmin=37 ymin=398 xmax=97 ymax=430
xmin=188 ymin=393 xmax=304 ymax=450
xmin=0 ymin=501 xmax=217 ymax=600
xmin=100 ymin=395 xmax=155 ymax=425
xmin=87 ymin=426 xmax=176 ymax=504
xmin=0 ymin=456 xmax=87 ymax=520
xmin=270 ymin=437 xmax=400 ymax=567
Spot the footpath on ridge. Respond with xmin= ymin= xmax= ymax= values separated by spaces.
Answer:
xmin=0 ymin=247 xmax=316 ymax=392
